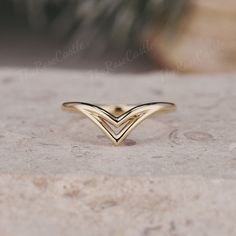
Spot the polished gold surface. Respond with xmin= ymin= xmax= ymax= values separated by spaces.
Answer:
xmin=62 ymin=102 xmax=176 ymax=145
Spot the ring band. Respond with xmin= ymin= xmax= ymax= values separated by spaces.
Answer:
xmin=62 ymin=102 xmax=176 ymax=145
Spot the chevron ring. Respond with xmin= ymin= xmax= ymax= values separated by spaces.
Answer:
xmin=62 ymin=102 xmax=176 ymax=145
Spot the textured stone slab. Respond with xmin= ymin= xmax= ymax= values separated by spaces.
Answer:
xmin=0 ymin=68 xmax=236 ymax=235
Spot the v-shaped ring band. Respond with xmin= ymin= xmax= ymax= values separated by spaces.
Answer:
xmin=62 ymin=102 xmax=176 ymax=145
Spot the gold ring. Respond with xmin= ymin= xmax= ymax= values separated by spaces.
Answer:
xmin=62 ymin=102 xmax=176 ymax=145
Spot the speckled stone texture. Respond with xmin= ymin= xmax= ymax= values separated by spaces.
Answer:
xmin=0 ymin=68 xmax=236 ymax=235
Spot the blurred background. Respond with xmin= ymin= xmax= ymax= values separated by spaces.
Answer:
xmin=0 ymin=0 xmax=235 ymax=73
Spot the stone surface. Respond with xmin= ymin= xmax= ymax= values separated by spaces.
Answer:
xmin=0 ymin=175 xmax=236 ymax=236
xmin=0 ymin=68 xmax=236 ymax=235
